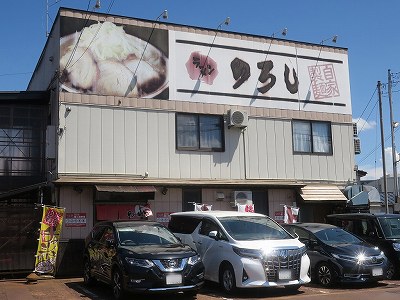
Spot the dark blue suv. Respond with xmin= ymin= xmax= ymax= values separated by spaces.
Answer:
xmin=283 ymin=223 xmax=387 ymax=286
xmin=326 ymin=213 xmax=400 ymax=279
xmin=83 ymin=220 xmax=204 ymax=299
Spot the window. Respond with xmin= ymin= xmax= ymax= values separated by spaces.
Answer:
xmin=176 ymin=113 xmax=224 ymax=151
xmin=292 ymin=120 xmax=332 ymax=154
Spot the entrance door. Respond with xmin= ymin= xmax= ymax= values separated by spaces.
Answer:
xmin=182 ymin=189 xmax=202 ymax=212
xmin=252 ymin=190 xmax=269 ymax=216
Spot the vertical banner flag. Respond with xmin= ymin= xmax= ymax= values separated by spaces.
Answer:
xmin=284 ymin=205 xmax=299 ymax=224
xmin=34 ymin=206 xmax=65 ymax=275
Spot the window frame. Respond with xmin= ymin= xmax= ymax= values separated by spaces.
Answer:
xmin=175 ymin=112 xmax=225 ymax=152
xmin=292 ymin=119 xmax=333 ymax=155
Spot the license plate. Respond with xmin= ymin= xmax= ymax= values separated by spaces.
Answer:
xmin=372 ymin=268 xmax=383 ymax=276
xmin=278 ymin=269 xmax=293 ymax=280
xmin=166 ymin=273 xmax=182 ymax=285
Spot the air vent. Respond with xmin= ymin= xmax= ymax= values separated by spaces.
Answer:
xmin=354 ymin=138 xmax=361 ymax=154
xmin=228 ymin=110 xmax=248 ymax=128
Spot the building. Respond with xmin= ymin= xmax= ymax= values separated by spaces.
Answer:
xmin=23 ymin=7 xmax=356 ymax=274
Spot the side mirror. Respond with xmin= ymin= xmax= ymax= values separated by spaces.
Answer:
xmin=208 ymin=231 xmax=219 ymax=240
xmin=301 ymin=239 xmax=316 ymax=249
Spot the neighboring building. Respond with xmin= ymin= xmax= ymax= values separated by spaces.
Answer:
xmin=363 ymin=176 xmax=400 ymax=213
xmin=23 ymin=8 xmax=355 ymax=274
xmin=0 ymin=91 xmax=51 ymax=274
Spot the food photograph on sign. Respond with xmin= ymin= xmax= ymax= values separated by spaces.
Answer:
xmin=59 ymin=17 xmax=169 ymax=99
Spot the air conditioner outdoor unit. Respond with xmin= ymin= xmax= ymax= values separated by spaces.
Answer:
xmin=354 ymin=138 xmax=361 ymax=154
xmin=353 ymin=123 xmax=358 ymax=137
xmin=230 ymin=191 xmax=253 ymax=207
xmin=228 ymin=110 xmax=248 ymax=128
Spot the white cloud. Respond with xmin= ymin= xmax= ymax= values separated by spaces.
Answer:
xmin=352 ymin=118 xmax=376 ymax=133
xmin=359 ymin=146 xmax=399 ymax=180
xmin=359 ymin=165 xmax=383 ymax=181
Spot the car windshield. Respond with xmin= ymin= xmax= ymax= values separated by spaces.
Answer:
xmin=117 ymin=224 xmax=180 ymax=246
xmin=379 ymin=217 xmax=400 ymax=239
xmin=315 ymin=228 xmax=362 ymax=245
xmin=219 ymin=216 xmax=292 ymax=240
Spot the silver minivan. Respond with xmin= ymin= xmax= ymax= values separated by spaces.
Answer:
xmin=168 ymin=211 xmax=310 ymax=293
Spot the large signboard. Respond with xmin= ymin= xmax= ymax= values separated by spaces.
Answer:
xmin=59 ymin=16 xmax=351 ymax=114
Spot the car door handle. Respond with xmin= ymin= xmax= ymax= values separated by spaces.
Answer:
xmin=196 ymin=241 xmax=202 ymax=245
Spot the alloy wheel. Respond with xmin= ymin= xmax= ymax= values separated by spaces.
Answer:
xmin=221 ymin=265 xmax=236 ymax=293
xmin=317 ymin=264 xmax=333 ymax=286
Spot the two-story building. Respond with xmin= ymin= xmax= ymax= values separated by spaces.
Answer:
xmin=26 ymin=7 xmax=355 ymax=274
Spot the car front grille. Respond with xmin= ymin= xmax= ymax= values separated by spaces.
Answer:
xmin=262 ymin=248 xmax=305 ymax=282
xmin=153 ymin=258 xmax=187 ymax=272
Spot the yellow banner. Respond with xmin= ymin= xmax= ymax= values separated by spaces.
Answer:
xmin=34 ymin=206 xmax=65 ymax=275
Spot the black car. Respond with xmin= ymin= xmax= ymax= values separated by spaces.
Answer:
xmin=326 ymin=213 xmax=400 ymax=279
xmin=283 ymin=223 xmax=387 ymax=287
xmin=83 ymin=220 xmax=204 ymax=299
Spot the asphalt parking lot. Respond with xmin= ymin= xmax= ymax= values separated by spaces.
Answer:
xmin=1 ymin=277 xmax=400 ymax=300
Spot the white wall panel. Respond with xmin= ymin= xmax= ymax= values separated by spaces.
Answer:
xmin=113 ymin=109 xmax=126 ymax=174
xmin=101 ymin=109 xmax=114 ymax=173
xmin=158 ymin=113 xmax=170 ymax=178
xmin=332 ymin=125 xmax=345 ymax=180
xmin=247 ymin=119 xmax=260 ymax=178
xmin=257 ymin=119 xmax=268 ymax=178
xmin=124 ymin=110 xmax=137 ymax=174
xmin=64 ymin=106 xmax=78 ymax=173
xmin=89 ymin=108 xmax=102 ymax=173
xmin=147 ymin=113 xmax=159 ymax=177
xmin=275 ymin=122 xmax=286 ymax=179
xmin=266 ymin=120 xmax=278 ymax=179
xmin=136 ymin=111 xmax=148 ymax=175
xmin=77 ymin=106 xmax=90 ymax=173
xmin=283 ymin=122 xmax=295 ymax=179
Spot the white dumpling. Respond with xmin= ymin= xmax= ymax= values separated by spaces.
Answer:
xmin=96 ymin=60 xmax=138 ymax=97
xmin=60 ymin=46 xmax=98 ymax=90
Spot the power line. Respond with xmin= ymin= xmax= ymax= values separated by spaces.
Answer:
xmin=0 ymin=72 xmax=33 ymax=77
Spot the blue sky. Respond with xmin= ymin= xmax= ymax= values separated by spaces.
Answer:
xmin=1 ymin=0 xmax=400 ymax=180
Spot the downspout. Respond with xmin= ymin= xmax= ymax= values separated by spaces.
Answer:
xmin=242 ymin=128 xmax=247 ymax=179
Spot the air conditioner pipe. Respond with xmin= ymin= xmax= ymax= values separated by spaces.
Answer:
xmin=242 ymin=128 xmax=247 ymax=179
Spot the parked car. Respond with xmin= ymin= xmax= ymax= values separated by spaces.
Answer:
xmin=168 ymin=211 xmax=311 ymax=293
xmin=83 ymin=220 xmax=204 ymax=299
xmin=283 ymin=223 xmax=388 ymax=287
xmin=326 ymin=213 xmax=400 ymax=279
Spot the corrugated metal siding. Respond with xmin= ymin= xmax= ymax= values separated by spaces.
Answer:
xmin=58 ymin=103 xmax=354 ymax=183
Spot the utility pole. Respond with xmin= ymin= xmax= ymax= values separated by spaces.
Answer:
xmin=388 ymin=70 xmax=398 ymax=201
xmin=378 ymin=81 xmax=389 ymax=213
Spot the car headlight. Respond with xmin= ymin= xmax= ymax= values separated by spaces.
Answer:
xmin=125 ymin=257 xmax=154 ymax=268
xmin=332 ymin=253 xmax=373 ymax=265
xmin=232 ymin=246 xmax=263 ymax=259
xmin=188 ymin=254 xmax=201 ymax=265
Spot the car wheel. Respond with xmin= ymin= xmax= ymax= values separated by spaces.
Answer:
xmin=386 ymin=261 xmax=396 ymax=279
xmin=112 ymin=269 xmax=125 ymax=300
xmin=220 ymin=264 xmax=236 ymax=294
xmin=83 ymin=259 xmax=96 ymax=286
xmin=316 ymin=263 xmax=335 ymax=287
